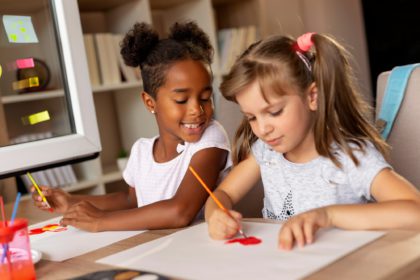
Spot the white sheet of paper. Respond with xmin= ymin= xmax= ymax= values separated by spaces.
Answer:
xmin=97 ymin=222 xmax=384 ymax=280
xmin=29 ymin=217 xmax=145 ymax=262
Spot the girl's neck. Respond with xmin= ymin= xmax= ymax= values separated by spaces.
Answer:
xmin=284 ymin=148 xmax=319 ymax=163
xmin=284 ymin=133 xmax=318 ymax=163
xmin=153 ymin=137 xmax=184 ymax=163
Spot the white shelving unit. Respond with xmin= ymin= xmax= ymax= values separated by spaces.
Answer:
xmin=72 ymin=0 xmax=224 ymax=195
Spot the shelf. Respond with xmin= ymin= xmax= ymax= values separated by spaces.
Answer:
xmin=102 ymin=164 xmax=123 ymax=184
xmin=1 ymin=89 xmax=65 ymax=104
xmin=20 ymin=165 xmax=123 ymax=202
xmin=78 ymin=0 xmax=133 ymax=12
xmin=92 ymin=81 xmax=142 ymax=93
xmin=149 ymin=0 xmax=194 ymax=9
xmin=19 ymin=177 xmax=100 ymax=201
xmin=1 ymin=82 xmax=143 ymax=104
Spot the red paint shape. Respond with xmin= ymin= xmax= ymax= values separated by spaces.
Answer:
xmin=225 ymin=236 xmax=262 ymax=245
xmin=29 ymin=228 xmax=44 ymax=235
xmin=29 ymin=223 xmax=67 ymax=235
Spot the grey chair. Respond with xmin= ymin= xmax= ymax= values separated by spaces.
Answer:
xmin=376 ymin=67 xmax=420 ymax=190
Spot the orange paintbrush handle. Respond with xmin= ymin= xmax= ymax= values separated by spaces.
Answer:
xmin=188 ymin=166 xmax=248 ymax=238
xmin=188 ymin=166 xmax=228 ymax=212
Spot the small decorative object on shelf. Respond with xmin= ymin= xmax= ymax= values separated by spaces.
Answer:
xmin=16 ymin=58 xmax=50 ymax=93
xmin=117 ymin=148 xmax=129 ymax=172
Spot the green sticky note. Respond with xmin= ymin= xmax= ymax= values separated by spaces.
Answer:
xmin=2 ymin=15 xmax=39 ymax=43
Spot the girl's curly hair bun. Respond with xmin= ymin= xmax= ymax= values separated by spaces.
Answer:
xmin=121 ymin=22 xmax=159 ymax=67
xmin=168 ymin=21 xmax=213 ymax=62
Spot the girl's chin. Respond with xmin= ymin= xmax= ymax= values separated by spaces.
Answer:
xmin=269 ymin=145 xmax=287 ymax=154
xmin=180 ymin=131 xmax=203 ymax=143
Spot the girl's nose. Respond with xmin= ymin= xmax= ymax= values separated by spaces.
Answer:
xmin=258 ymin=119 xmax=273 ymax=136
xmin=189 ymin=102 xmax=204 ymax=116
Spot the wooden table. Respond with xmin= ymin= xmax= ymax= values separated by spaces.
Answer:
xmin=5 ymin=199 xmax=420 ymax=280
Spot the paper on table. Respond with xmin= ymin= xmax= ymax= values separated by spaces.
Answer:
xmin=97 ymin=222 xmax=384 ymax=280
xmin=29 ymin=217 xmax=145 ymax=262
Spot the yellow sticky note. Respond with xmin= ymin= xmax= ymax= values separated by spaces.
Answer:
xmin=12 ymin=76 xmax=39 ymax=91
xmin=21 ymin=110 xmax=50 ymax=125
xmin=29 ymin=77 xmax=39 ymax=87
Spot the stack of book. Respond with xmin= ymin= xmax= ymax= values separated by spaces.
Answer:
xmin=11 ymin=132 xmax=78 ymax=190
xmin=218 ymin=26 xmax=258 ymax=75
xmin=83 ymin=33 xmax=141 ymax=86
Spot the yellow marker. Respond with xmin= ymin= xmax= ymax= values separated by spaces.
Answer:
xmin=0 ymin=64 xmax=2 ymax=78
xmin=26 ymin=172 xmax=51 ymax=209
xmin=21 ymin=110 xmax=50 ymax=125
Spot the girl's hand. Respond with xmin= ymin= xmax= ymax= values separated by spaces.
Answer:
xmin=60 ymin=201 xmax=105 ymax=232
xmin=207 ymin=208 xmax=243 ymax=240
xmin=278 ymin=207 xmax=332 ymax=250
xmin=31 ymin=186 xmax=73 ymax=213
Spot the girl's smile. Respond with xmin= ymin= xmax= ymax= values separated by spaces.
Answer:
xmin=181 ymin=121 xmax=206 ymax=135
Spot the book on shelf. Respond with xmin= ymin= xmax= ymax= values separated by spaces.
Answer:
xmin=83 ymin=33 xmax=101 ymax=86
xmin=95 ymin=33 xmax=121 ymax=85
xmin=112 ymin=34 xmax=139 ymax=82
xmin=43 ymin=168 xmax=59 ymax=187
xmin=84 ymin=33 xmax=141 ymax=87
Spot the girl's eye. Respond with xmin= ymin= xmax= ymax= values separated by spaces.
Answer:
xmin=200 ymin=93 xmax=212 ymax=102
xmin=270 ymin=109 xmax=283 ymax=116
xmin=175 ymin=100 xmax=187 ymax=104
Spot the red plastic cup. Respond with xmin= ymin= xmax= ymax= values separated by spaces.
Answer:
xmin=0 ymin=219 xmax=36 ymax=280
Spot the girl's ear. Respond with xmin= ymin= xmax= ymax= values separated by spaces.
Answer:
xmin=306 ymin=82 xmax=318 ymax=111
xmin=141 ymin=91 xmax=156 ymax=114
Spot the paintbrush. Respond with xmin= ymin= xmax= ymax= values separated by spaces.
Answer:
xmin=188 ymin=166 xmax=248 ymax=238
xmin=27 ymin=172 xmax=52 ymax=209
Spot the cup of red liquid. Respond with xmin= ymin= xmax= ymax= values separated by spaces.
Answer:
xmin=0 ymin=219 xmax=36 ymax=280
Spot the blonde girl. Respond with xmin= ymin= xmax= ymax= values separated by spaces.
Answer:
xmin=205 ymin=33 xmax=420 ymax=250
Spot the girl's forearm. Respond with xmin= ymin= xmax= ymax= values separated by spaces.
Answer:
xmin=72 ymin=191 xmax=134 ymax=211
xmin=97 ymin=199 xmax=197 ymax=231
xmin=328 ymin=200 xmax=420 ymax=230
xmin=204 ymin=190 xmax=233 ymax=221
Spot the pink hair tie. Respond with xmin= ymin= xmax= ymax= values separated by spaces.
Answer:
xmin=297 ymin=32 xmax=315 ymax=52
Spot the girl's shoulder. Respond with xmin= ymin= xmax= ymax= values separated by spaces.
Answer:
xmin=251 ymin=138 xmax=266 ymax=154
xmin=333 ymin=140 xmax=388 ymax=169
xmin=194 ymin=120 xmax=230 ymax=145
xmin=251 ymin=139 xmax=278 ymax=164
xmin=183 ymin=120 xmax=231 ymax=157
xmin=130 ymin=136 xmax=158 ymax=155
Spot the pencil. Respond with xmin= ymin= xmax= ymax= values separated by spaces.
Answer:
xmin=188 ymin=166 xmax=247 ymax=238
xmin=27 ymin=172 xmax=52 ymax=209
